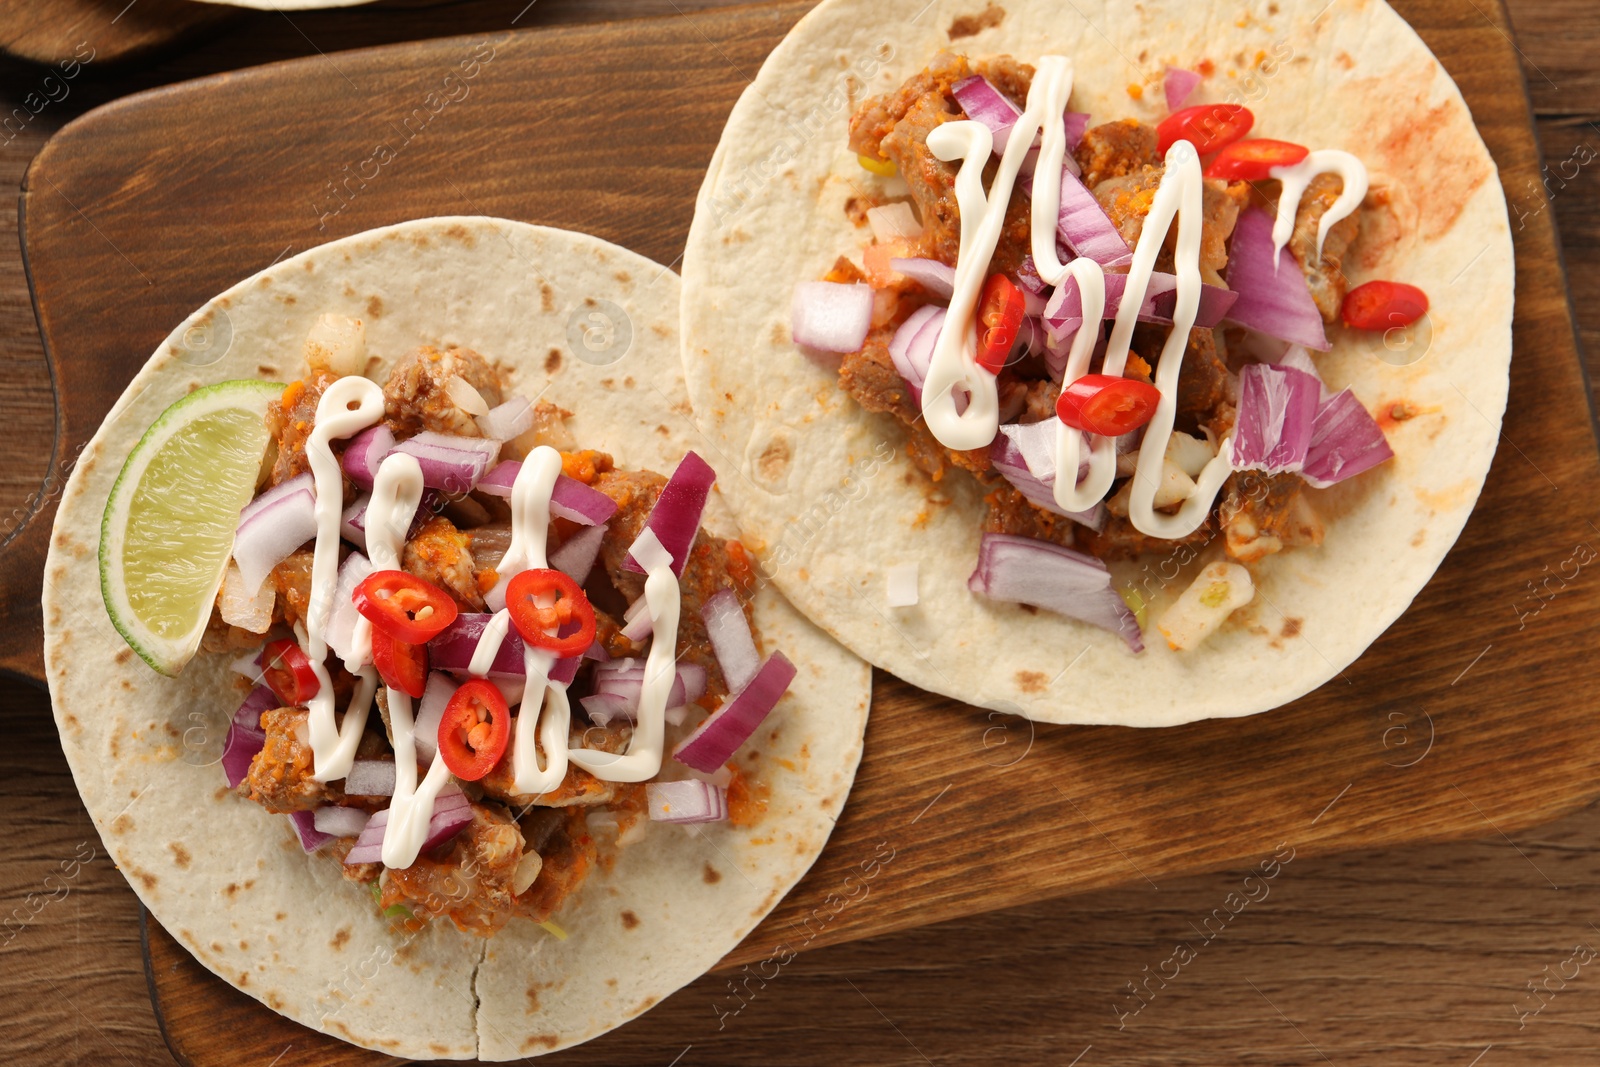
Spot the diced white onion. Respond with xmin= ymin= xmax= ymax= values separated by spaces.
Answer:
xmin=219 ymin=562 xmax=275 ymax=633
xmin=444 ymin=374 xmax=491 ymax=417
xmin=303 ymin=314 xmax=366 ymax=377
xmin=1157 ymin=562 xmax=1255 ymax=651
xmin=866 ymin=202 xmax=920 ymax=244
xmin=886 ymin=562 xmax=919 ymax=607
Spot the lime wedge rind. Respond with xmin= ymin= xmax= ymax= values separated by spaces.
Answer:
xmin=99 ymin=379 xmax=282 ymax=676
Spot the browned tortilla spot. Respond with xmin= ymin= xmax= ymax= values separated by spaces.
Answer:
xmin=948 ymin=2 xmax=1005 ymax=39
xmin=704 ymin=863 xmax=722 ymax=885
xmin=115 ymin=648 xmax=132 ymax=664
xmin=540 ymin=283 xmax=555 ymax=313
xmin=168 ymin=842 xmax=191 ymax=869
xmin=1281 ymin=618 xmax=1303 ymax=638
xmin=621 ymin=909 xmax=640 ymax=930
xmin=526 ymin=984 xmax=540 ymax=1011
xmin=111 ymin=813 xmax=133 ymax=835
xmin=1014 ymin=670 xmax=1047 ymax=694
xmin=331 ymin=927 xmax=351 ymax=950
xmin=545 ymin=348 xmax=562 ymax=373
xmin=367 ymin=295 xmax=383 ymax=319
xmin=523 ymin=1035 xmax=559 ymax=1051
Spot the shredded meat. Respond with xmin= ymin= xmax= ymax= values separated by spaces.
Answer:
xmin=382 ymin=346 xmax=504 ymax=438
xmin=327 ymin=837 xmax=381 ymax=884
xmin=1132 ymin=325 xmax=1234 ymax=430
xmin=465 ymin=522 xmax=512 ymax=589
xmin=1075 ymin=119 xmax=1159 ymax=188
xmin=847 ymin=51 xmax=1033 ymax=277
xmin=1220 ymin=472 xmax=1325 ymax=563
xmin=1092 ymin=168 xmax=1248 ymax=283
xmin=403 ymin=516 xmax=484 ymax=611
xmin=264 ymin=371 xmax=337 ymax=486
xmin=1288 ymin=172 xmax=1361 ymax=323
xmin=268 ymin=549 xmax=316 ymax=628
xmin=514 ymin=807 xmax=600 ymax=923
xmin=479 ymin=720 xmax=631 ymax=809
xmin=983 ymin=484 xmax=1077 ymax=548
xmin=239 ymin=707 xmax=344 ymax=813
xmin=1078 ymin=514 xmax=1215 ymax=562
xmin=380 ymin=802 xmax=527 ymax=935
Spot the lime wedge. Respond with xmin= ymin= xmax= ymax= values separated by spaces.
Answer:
xmin=100 ymin=379 xmax=284 ymax=675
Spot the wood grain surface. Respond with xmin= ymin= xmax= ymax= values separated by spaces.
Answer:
xmin=4 ymin=0 xmax=1600 ymax=1065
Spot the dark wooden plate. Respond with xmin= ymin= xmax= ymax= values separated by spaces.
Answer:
xmin=16 ymin=0 xmax=1600 ymax=1062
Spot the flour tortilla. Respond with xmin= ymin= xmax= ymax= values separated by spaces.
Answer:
xmin=679 ymin=0 xmax=1512 ymax=726
xmin=43 ymin=218 xmax=869 ymax=1059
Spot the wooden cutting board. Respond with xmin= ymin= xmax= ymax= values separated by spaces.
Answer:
xmin=16 ymin=0 xmax=1600 ymax=1063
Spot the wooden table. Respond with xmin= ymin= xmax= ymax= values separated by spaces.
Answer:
xmin=4 ymin=1 xmax=1600 ymax=1064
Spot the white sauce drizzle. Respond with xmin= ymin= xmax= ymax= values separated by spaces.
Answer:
xmin=1269 ymin=149 xmax=1369 ymax=264
xmin=493 ymin=446 xmax=573 ymax=795
xmin=568 ymin=528 xmax=678 ymax=783
xmin=303 ymin=377 xmax=384 ymax=782
xmin=361 ymin=451 xmax=455 ymax=870
xmin=1115 ymin=142 xmax=1235 ymax=538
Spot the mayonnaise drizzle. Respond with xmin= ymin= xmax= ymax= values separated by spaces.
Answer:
xmin=361 ymin=451 xmax=451 ymax=870
xmin=493 ymin=446 xmax=573 ymax=795
xmin=1117 ymin=142 xmax=1235 ymax=538
xmin=303 ymin=377 xmax=385 ymax=782
xmin=1269 ymin=149 xmax=1368 ymax=264
xmin=568 ymin=529 xmax=678 ymax=783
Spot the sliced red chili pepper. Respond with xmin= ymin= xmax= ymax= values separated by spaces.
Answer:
xmin=1202 ymin=138 xmax=1309 ymax=181
xmin=370 ymin=627 xmax=427 ymax=699
xmin=353 ymin=570 xmax=459 ymax=644
xmin=974 ymin=273 xmax=1026 ymax=374
xmin=1156 ymin=103 xmax=1254 ymax=156
xmin=261 ymin=638 xmax=319 ymax=706
xmin=437 ymin=679 xmax=509 ymax=781
xmin=1055 ymin=375 xmax=1163 ymax=437
xmin=505 ymin=569 xmax=596 ymax=658
xmin=1341 ymin=280 xmax=1429 ymax=331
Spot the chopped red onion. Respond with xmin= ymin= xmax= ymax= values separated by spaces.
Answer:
xmin=392 ymin=431 xmax=501 ymax=494
xmin=477 ymin=463 xmax=618 ymax=526
xmin=229 ymin=647 xmax=265 ymax=685
xmin=221 ymin=685 xmax=275 ymax=788
xmin=888 ymin=304 xmax=945 ymax=403
xmin=492 ymin=676 xmax=527 ymax=706
xmin=953 ymin=75 xmax=1023 ymax=150
xmin=429 ymin=613 xmax=525 ymax=678
xmin=1301 ymin=389 xmax=1395 ymax=488
xmin=1164 ymin=67 xmax=1202 ymax=110
xmin=646 ymin=780 xmax=728 ymax=824
xmin=701 ymin=588 xmax=759 ymax=692
xmin=233 ymin=473 xmax=317 ymax=595
xmin=580 ymin=693 xmax=633 ymax=727
xmin=1057 ymin=169 xmax=1133 ymax=268
xmin=1229 ymin=363 xmax=1320 ymax=474
xmin=990 ymin=420 xmax=1106 ymax=529
xmin=791 ymin=281 xmax=873 ymax=353
xmin=289 ymin=810 xmax=334 ymax=853
xmin=673 ymin=652 xmax=796 ymax=773
xmin=413 ymin=672 xmax=455 ymax=761
xmin=1222 ymin=208 xmax=1331 ymax=351
xmin=345 ymin=759 xmax=397 ymax=797
xmin=622 ymin=451 xmax=715 ymax=576
xmin=339 ymin=489 xmax=439 ymax=552
xmin=476 ymin=395 xmax=534 ymax=441
xmin=313 ymin=806 xmax=372 ymax=838
xmin=343 ymin=790 xmax=472 ymax=865
xmin=591 ymin=659 xmax=705 ymax=716
xmin=1043 ymin=271 xmax=1238 ymax=335
xmin=550 ymin=524 xmax=607 ymax=583
xmin=620 ymin=595 xmax=654 ymax=642
xmin=888 ymin=257 xmax=955 ymax=300
xmin=341 ymin=424 xmax=394 ymax=490
xmin=968 ymin=533 xmax=1143 ymax=651
xmin=583 ymin=640 xmax=610 ymax=663
xmin=324 ymin=552 xmax=375 ymax=668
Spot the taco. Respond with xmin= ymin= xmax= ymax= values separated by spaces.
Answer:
xmin=679 ymin=0 xmax=1512 ymax=726
xmin=44 ymin=218 xmax=869 ymax=1058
